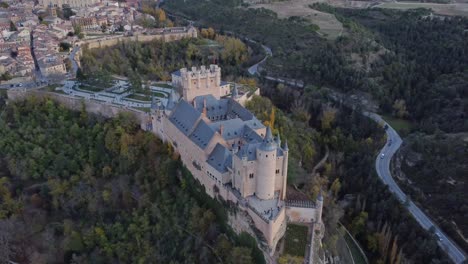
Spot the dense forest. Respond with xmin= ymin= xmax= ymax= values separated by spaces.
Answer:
xmin=396 ymin=132 xmax=468 ymax=251
xmin=312 ymin=5 xmax=468 ymax=134
xmin=79 ymin=36 xmax=252 ymax=87
xmin=0 ymin=94 xmax=263 ymax=263
xmin=246 ymin=83 xmax=451 ymax=263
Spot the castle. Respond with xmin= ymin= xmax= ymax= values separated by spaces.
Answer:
xmin=151 ymin=65 xmax=323 ymax=254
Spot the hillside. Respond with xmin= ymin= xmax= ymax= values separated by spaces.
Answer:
xmin=0 ymin=95 xmax=263 ymax=263
xmin=395 ymin=133 xmax=468 ymax=251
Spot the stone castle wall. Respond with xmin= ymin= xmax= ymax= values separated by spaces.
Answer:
xmin=78 ymin=28 xmax=197 ymax=51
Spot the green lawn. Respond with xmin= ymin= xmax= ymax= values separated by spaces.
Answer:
xmin=133 ymin=107 xmax=151 ymax=113
xmin=283 ymin=224 xmax=309 ymax=257
xmin=79 ymin=84 xmax=104 ymax=92
xmin=382 ymin=115 xmax=413 ymax=134
xmin=126 ymin=94 xmax=151 ymax=101
xmin=343 ymin=231 xmax=368 ymax=264
xmin=152 ymin=91 xmax=168 ymax=98
xmin=153 ymin=83 xmax=173 ymax=89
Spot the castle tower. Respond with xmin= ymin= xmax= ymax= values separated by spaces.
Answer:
xmin=316 ymin=190 xmax=323 ymax=224
xmin=281 ymin=139 xmax=289 ymax=200
xmin=180 ymin=65 xmax=222 ymax=102
xmin=255 ymin=126 xmax=277 ymax=200
xmin=47 ymin=3 xmax=57 ymax=17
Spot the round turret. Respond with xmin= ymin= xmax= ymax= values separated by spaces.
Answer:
xmin=255 ymin=127 xmax=277 ymax=200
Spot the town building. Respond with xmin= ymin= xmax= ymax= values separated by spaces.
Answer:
xmin=39 ymin=0 xmax=99 ymax=8
xmin=152 ymin=65 xmax=323 ymax=254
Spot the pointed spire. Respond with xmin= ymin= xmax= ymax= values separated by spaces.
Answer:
xmin=232 ymin=141 xmax=239 ymax=154
xmin=317 ymin=189 xmax=323 ymax=201
xmin=232 ymin=84 xmax=239 ymax=98
xmin=276 ymin=132 xmax=281 ymax=146
xmin=260 ymin=126 xmax=276 ymax=151
xmin=166 ymin=89 xmax=177 ymax=109
xmin=284 ymin=139 xmax=289 ymax=151
xmin=264 ymin=126 xmax=273 ymax=142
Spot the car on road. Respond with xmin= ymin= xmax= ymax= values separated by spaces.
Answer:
xmin=435 ymin=232 xmax=443 ymax=241
xmin=384 ymin=124 xmax=389 ymax=130
xmin=381 ymin=153 xmax=385 ymax=159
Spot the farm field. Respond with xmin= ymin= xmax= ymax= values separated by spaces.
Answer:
xmin=250 ymin=0 xmax=344 ymax=39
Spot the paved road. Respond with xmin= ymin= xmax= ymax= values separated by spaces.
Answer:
xmin=69 ymin=46 xmax=80 ymax=76
xmin=366 ymin=112 xmax=467 ymax=264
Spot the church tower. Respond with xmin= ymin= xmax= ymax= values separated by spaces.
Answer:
xmin=255 ymin=126 xmax=277 ymax=200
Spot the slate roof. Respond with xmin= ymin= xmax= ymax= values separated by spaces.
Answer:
xmin=193 ymin=95 xmax=255 ymax=122
xmin=167 ymin=95 xmax=284 ymax=173
xmin=172 ymin=70 xmax=181 ymax=77
xmin=259 ymin=126 xmax=277 ymax=151
xmin=209 ymin=118 xmax=245 ymax=140
xmin=207 ymin=143 xmax=232 ymax=173
xmin=189 ymin=120 xmax=215 ymax=149
xmin=169 ymin=100 xmax=201 ymax=135
xmin=237 ymin=143 xmax=259 ymax=161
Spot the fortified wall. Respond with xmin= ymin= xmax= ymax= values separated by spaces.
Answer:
xmin=77 ymin=26 xmax=198 ymax=51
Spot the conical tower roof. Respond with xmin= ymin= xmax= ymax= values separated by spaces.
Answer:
xmin=317 ymin=189 xmax=323 ymax=201
xmin=259 ymin=126 xmax=276 ymax=151
xmin=232 ymin=84 xmax=239 ymax=98
xmin=166 ymin=89 xmax=177 ymax=110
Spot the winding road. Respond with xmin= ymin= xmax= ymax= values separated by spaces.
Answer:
xmin=69 ymin=46 xmax=80 ymax=77
xmin=367 ymin=112 xmax=467 ymax=264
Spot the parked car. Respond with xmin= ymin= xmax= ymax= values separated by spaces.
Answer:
xmin=381 ymin=153 xmax=385 ymax=159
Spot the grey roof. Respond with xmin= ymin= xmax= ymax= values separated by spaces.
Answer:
xmin=189 ymin=120 xmax=215 ymax=149
xmin=209 ymin=118 xmax=245 ymax=140
xmin=259 ymin=126 xmax=277 ymax=151
xmin=227 ymin=99 xmax=254 ymax=121
xmin=221 ymin=81 xmax=229 ymax=86
xmin=317 ymin=190 xmax=323 ymax=201
xmin=237 ymin=143 xmax=259 ymax=161
xmin=194 ymin=95 xmax=229 ymax=120
xmin=276 ymin=133 xmax=281 ymax=146
xmin=207 ymin=143 xmax=232 ymax=173
xmin=192 ymin=95 xmax=262 ymax=124
xmin=169 ymin=100 xmax=201 ymax=136
xmin=172 ymin=70 xmax=181 ymax=77
xmin=242 ymin=124 xmax=264 ymax=143
xmin=232 ymin=84 xmax=239 ymax=98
